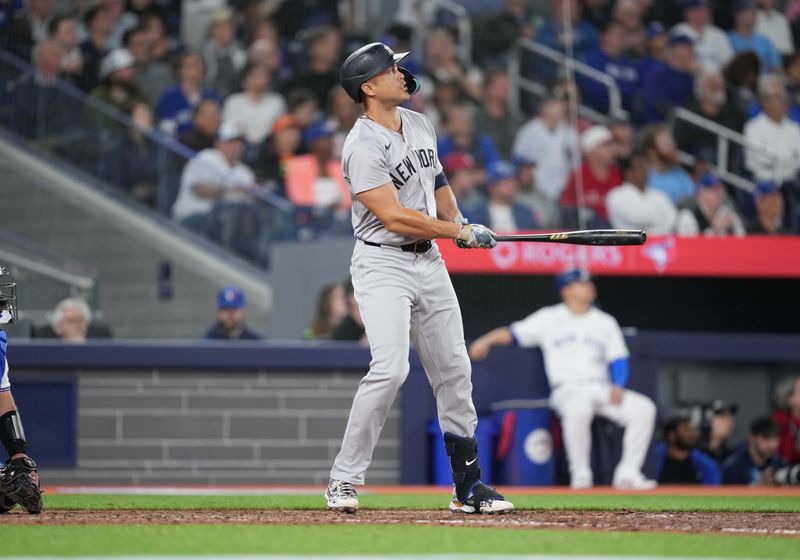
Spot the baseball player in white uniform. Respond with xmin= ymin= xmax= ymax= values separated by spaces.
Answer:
xmin=325 ymin=42 xmax=513 ymax=514
xmin=469 ymin=268 xmax=657 ymax=490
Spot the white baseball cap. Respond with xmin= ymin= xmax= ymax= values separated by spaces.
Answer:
xmin=216 ymin=121 xmax=245 ymax=142
xmin=580 ymin=125 xmax=613 ymax=154
xmin=100 ymin=48 xmax=134 ymax=80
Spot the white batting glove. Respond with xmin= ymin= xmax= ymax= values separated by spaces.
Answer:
xmin=453 ymin=214 xmax=470 ymax=248
xmin=456 ymin=223 xmax=497 ymax=249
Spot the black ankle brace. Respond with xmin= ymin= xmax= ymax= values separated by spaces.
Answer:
xmin=0 ymin=410 xmax=28 ymax=458
xmin=444 ymin=432 xmax=481 ymax=501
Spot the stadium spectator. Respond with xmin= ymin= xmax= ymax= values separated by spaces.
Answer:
xmin=644 ymin=0 xmax=687 ymax=30
xmin=442 ymin=152 xmax=484 ymax=219
xmin=172 ymin=122 xmax=254 ymax=233
xmin=125 ymin=24 xmax=173 ymax=107
xmin=468 ymin=161 xmax=538 ymax=233
xmin=561 ymin=125 xmax=622 ymax=227
xmin=783 ymin=53 xmax=800 ymax=115
xmin=104 ymin=0 xmax=138 ymax=50
xmin=421 ymin=27 xmax=483 ymax=103
xmin=248 ymin=37 xmax=291 ymax=82
xmin=675 ymin=172 xmax=746 ymax=236
xmin=673 ymin=68 xmax=746 ymax=165
xmin=671 ymin=0 xmax=733 ymax=71
xmin=285 ymin=88 xmax=320 ymax=133
xmin=330 ymin=276 xmax=366 ymax=343
xmin=641 ymin=21 xmax=669 ymax=71
xmin=201 ymin=9 xmax=246 ymax=100
xmin=536 ymin=0 xmax=600 ymax=61
xmin=284 ymin=121 xmax=349 ymax=211
xmin=723 ymin=51 xmax=762 ymax=109
xmin=747 ymin=181 xmax=790 ymax=234
xmin=139 ymin=12 xmax=174 ymax=63
xmin=222 ymin=63 xmax=286 ymax=157
xmin=728 ymin=0 xmax=782 ymax=73
xmin=156 ymin=51 xmax=220 ymax=136
xmin=48 ymin=15 xmax=83 ymax=83
xmin=755 ymin=0 xmax=793 ymax=56
xmin=118 ymin=101 xmax=158 ymax=207
xmin=437 ymin=104 xmax=501 ymax=177
xmin=90 ymin=49 xmax=146 ymax=121
xmin=721 ymin=417 xmax=787 ymax=485
xmin=744 ymin=75 xmax=800 ymax=186
xmin=613 ymin=0 xmax=647 ymax=57
xmin=475 ymin=69 xmax=523 ymax=159
xmin=640 ymin=124 xmax=696 ymax=204
xmin=204 ymin=285 xmax=261 ymax=340
xmin=641 ymin=33 xmax=697 ymax=123
xmin=579 ymin=21 xmax=640 ymax=114
xmin=656 ymin=415 xmax=721 ymax=485
xmin=512 ymin=97 xmax=578 ymax=222
xmin=606 ymin=151 xmax=678 ymax=235
xmin=470 ymin=0 xmax=535 ymax=65
xmin=772 ymin=377 xmax=800 ymax=465
xmin=32 ymin=297 xmax=112 ymax=343
xmin=3 ymin=0 xmax=54 ymax=59
xmin=77 ymin=4 xmax=113 ymax=92
xmin=178 ymin=99 xmax=221 ymax=152
xmin=609 ymin=112 xmax=634 ymax=159
xmin=255 ymin=115 xmax=302 ymax=184
xmin=327 ymin=87 xmax=360 ymax=159
xmin=279 ymin=25 xmax=342 ymax=109
xmin=698 ymin=400 xmax=738 ymax=465
xmin=304 ymin=281 xmax=348 ymax=340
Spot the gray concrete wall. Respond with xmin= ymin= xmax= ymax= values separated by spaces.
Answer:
xmin=42 ymin=370 xmax=399 ymax=485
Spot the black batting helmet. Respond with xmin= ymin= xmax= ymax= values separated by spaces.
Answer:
xmin=339 ymin=42 xmax=420 ymax=103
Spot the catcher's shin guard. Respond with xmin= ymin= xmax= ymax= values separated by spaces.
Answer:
xmin=0 ymin=410 xmax=28 ymax=457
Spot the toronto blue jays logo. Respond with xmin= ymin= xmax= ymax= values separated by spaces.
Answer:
xmin=641 ymin=237 xmax=676 ymax=273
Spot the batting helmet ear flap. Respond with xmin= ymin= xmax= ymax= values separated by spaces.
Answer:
xmin=400 ymin=67 xmax=420 ymax=95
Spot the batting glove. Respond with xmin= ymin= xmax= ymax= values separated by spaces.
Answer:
xmin=456 ymin=223 xmax=497 ymax=249
xmin=453 ymin=215 xmax=470 ymax=248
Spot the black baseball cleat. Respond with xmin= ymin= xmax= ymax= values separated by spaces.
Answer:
xmin=0 ymin=457 xmax=43 ymax=514
xmin=449 ymin=480 xmax=514 ymax=514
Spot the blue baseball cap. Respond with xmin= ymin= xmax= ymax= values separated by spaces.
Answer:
xmin=486 ymin=160 xmax=517 ymax=185
xmin=697 ymin=172 xmax=722 ymax=188
xmin=303 ymin=121 xmax=336 ymax=146
xmin=755 ymin=181 xmax=780 ymax=197
xmin=734 ymin=0 xmax=756 ymax=12
xmin=217 ymin=285 xmax=245 ymax=309
xmin=554 ymin=268 xmax=591 ymax=292
xmin=646 ymin=22 xmax=665 ymax=38
xmin=668 ymin=33 xmax=694 ymax=47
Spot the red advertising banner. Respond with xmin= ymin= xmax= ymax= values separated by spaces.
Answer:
xmin=439 ymin=236 xmax=800 ymax=278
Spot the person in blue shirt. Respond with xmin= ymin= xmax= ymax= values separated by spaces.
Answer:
xmin=437 ymin=104 xmax=501 ymax=176
xmin=728 ymin=0 xmax=781 ymax=73
xmin=656 ymin=415 xmax=721 ymax=485
xmin=641 ymin=33 xmax=697 ymax=123
xmin=534 ymin=0 xmax=600 ymax=84
xmin=204 ymin=285 xmax=262 ymax=340
xmin=579 ymin=21 xmax=641 ymax=114
xmin=721 ymin=417 xmax=788 ymax=485
xmin=641 ymin=123 xmax=697 ymax=204
xmin=466 ymin=161 xmax=539 ymax=232
xmin=156 ymin=51 xmax=220 ymax=137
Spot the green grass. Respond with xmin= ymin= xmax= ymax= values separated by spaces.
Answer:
xmin=43 ymin=493 xmax=800 ymax=513
xmin=1 ymin=525 xmax=798 ymax=558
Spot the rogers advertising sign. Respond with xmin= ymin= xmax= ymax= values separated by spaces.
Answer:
xmin=439 ymin=236 xmax=800 ymax=278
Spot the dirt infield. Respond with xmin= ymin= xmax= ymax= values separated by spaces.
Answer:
xmin=3 ymin=509 xmax=799 ymax=536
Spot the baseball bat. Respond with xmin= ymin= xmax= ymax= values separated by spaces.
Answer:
xmin=493 ymin=229 xmax=647 ymax=246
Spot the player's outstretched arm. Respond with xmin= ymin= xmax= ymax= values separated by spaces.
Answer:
xmin=468 ymin=327 xmax=513 ymax=361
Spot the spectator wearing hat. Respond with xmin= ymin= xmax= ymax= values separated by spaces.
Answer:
xmin=172 ymin=122 xmax=254 ymax=232
xmin=222 ymin=63 xmax=287 ymax=159
xmin=671 ymin=0 xmax=733 ymax=71
xmin=441 ymin=152 xmax=484 ymax=219
xmin=468 ymin=161 xmax=538 ymax=233
xmin=721 ymin=417 xmax=788 ymax=485
xmin=90 ymin=48 xmax=147 ymax=123
xmin=699 ymin=401 xmax=738 ymax=465
xmin=204 ymin=285 xmax=261 ymax=340
xmin=580 ymin=21 xmax=641 ymax=115
xmin=747 ymin=181 xmax=790 ymax=234
xmin=284 ymin=121 xmax=350 ymax=211
xmin=124 ymin=24 xmax=174 ymax=107
xmin=729 ymin=0 xmax=782 ymax=73
xmin=640 ymin=124 xmax=696 ymax=205
xmin=475 ymin=69 xmax=524 ymax=160
xmin=772 ymin=377 xmax=800 ymax=465
xmin=470 ymin=267 xmax=657 ymax=490
xmin=640 ymin=22 xmax=669 ymax=77
xmin=641 ymin=33 xmax=698 ymax=123
xmin=156 ymin=51 xmax=221 ymax=137
xmin=77 ymin=3 xmax=114 ymax=92
xmin=437 ymin=104 xmax=501 ymax=181
xmin=755 ymin=0 xmax=793 ymax=56
xmin=178 ymin=99 xmax=222 ymax=152
xmin=675 ymin=173 xmax=746 ymax=236
xmin=561 ymin=125 xmax=622 ymax=227
xmin=512 ymin=97 xmax=579 ymax=222
xmin=606 ymin=151 xmax=678 ymax=236
xmin=201 ymin=8 xmax=246 ymax=100
xmin=656 ymin=415 xmax=721 ymax=484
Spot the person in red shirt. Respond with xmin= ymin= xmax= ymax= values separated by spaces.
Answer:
xmin=772 ymin=377 xmax=800 ymax=465
xmin=561 ymin=125 xmax=622 ymax=227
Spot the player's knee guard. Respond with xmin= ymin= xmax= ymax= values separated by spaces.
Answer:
xmin=0 ymin=410 xmax=28 ymax=457
xmin=444 ymin=432 xmax=482 ymax=501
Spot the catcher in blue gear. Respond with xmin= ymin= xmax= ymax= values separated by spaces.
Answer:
xmin=0 ymin=267 xmax=43 ymax=514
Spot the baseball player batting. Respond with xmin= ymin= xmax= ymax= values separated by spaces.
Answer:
xmin=0 ymin=268 xmax=43 ymax=514
xmin=325 ymin=42 xmax=512 ymax=514
xmin=470 ymin=268 xmax=657 ymax=490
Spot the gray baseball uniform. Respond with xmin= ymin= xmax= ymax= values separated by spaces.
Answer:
xmin=330 ymin=107 xmax=477 ymax=485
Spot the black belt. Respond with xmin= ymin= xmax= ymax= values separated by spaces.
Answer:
xmin=360 ymin=239 xmax=432 ymax=253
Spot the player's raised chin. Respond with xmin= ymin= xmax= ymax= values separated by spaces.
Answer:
xmin=361 ymin=65 xmax=410 ymax=105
